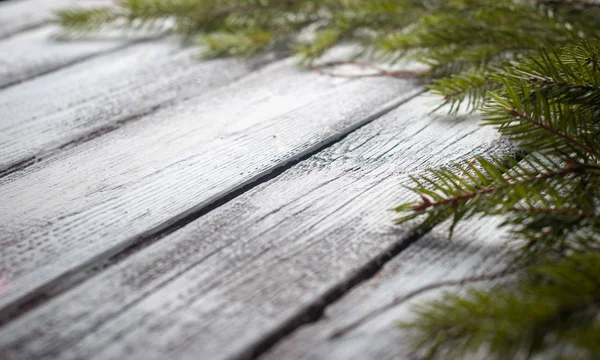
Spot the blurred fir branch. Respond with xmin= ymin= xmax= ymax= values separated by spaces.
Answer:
xmin=56 ymin=0 xmax=598 ymax=64
xmin=57 ymin=0 xmax=600 ymax=358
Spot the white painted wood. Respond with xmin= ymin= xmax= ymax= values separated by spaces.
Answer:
xmin=0 ymin=38 xmax=270 ymax=174
xmin=0 ymin=25 xmax=124 ymax=89
xmin=0 ymin=0 xmax=78 ymax=39
xmin=0 ymin=62 xmax=422 ymax=316
xmin=264 ymin=220 xmax=513 ymax=360
xmin=0 ymin=94 xmax=510 ymax=360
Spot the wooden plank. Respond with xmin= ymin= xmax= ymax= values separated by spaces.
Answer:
xmin=0 ymin=94 xmax=510 ymax=360
xmin=0 ymin=0 xmax=77 ymax=39
xmin=0 ymin=62 xmax=422 ymax=317
xmin=0 ymin=38 xmax=269 ymax=175
xmin=0 ymin=25 xmax=125 ymax=90
xmin=264 ymin=220 xmax=512 ymax=360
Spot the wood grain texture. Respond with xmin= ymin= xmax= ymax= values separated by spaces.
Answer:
xmin=0 ymin=94 xmax=510 ymax=360
xmin=264 ymin=220 xmax=513 ymax=360
xmin=0 ymin=62 xmax=421 ymax=316
xmin=0 ymin=38 xmax=269 ymax=174
xmin=0 ymin=25 xmax=125 ymax=90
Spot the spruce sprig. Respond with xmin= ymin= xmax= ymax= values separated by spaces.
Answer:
xmin=56 ymin=0 xmax=600 ymax=358
xmin=400 ymin=252 xmax=600 ymax=360
xmin=395 ymin=41 xmax=600 ymax=358
xmin=56 ymin=0 xmax=597 ymax=61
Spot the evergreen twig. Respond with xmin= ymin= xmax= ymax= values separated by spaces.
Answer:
xmin=56 ymin=0 xmax=600 ymax=358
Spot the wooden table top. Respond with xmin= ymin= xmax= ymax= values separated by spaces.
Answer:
xmin=0 ymin=1 xmax=512 ymax=359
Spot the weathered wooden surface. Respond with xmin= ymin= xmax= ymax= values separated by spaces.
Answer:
xmin=0 ymin=0 xmax=77 ymax=39
xmin=0 ymin=94 xmax=509 ymax=359
xmin=0 ymin=1 xmax=142 ymax=92
xmin=0 ymin=38 xmax=268 ymax=175
xmin=0 ymin=1 xmax=517 ymax=357
xmin=0 ymin=60 xmax=421 ymax=316
xmin=0 ymin=25 xmax=124 ymax=89
xmin=264 ymin=220 xmax=512 ymax=360
xmin=0 ymin=0 xmax=111 ymax=39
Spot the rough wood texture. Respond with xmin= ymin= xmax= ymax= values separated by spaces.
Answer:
xmin=0 ymin=38 xmax=269 ymax=175
xmin=0 ymin=63 xmax=421 ymax=317
xmin=0 ymin=94 xmax=510 ymax=360
xmin=0 ymin=0 xmax=77 ymax=39
xmin=0 ymin=0 xmax=110 ymax=39
xmin=264 ymin=220 xmax=512 ymax=360
xmin=0 ymin=25 xmax=125 ymax=90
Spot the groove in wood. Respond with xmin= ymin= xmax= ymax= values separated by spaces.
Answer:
xmin=0 ymin=0 xmax=111 ymax=40
xmin=264 ymin=220 xmax=512 ymax=360
xmin=0 ymin=94 xmax=510 ymax=360
xmin=0 ymin=38 xmax=271 ymax=175
xmin=0 ymin=26 xmax=127 ymax=90
xmin=0 ymin=61 xmax=421 ymax=318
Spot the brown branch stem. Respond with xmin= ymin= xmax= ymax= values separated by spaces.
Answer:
xmin=328 ymin=267 xmax=519 ymax=340
xmin=526 ymin=226 xmax=555 ymax=248
xmin=412 ymin=165 xmax=584 ymax=212
xmin=310 ymin=61 xmax=422 ymax=80
xmin=507 ymin=108 xmax=600 ymax=158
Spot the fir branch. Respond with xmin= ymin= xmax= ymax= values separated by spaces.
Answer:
xmin=427 ymin=72 xmax=500 ymax=113
xmin=55 ymin=1 xmax=600 ymax=358
xmin=398 ymin=159 xmax=590 ymax=214
xmin=401 ymin=252 xmax=600 ymax=359
xmin=505 ymin=107 xmax=600 ymax=158
xmin=393 ymin=40 xmax=600 ymax=359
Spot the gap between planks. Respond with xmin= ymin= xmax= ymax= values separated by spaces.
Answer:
xmin=0 ymin=33 xmax=279 ymax=177
xmin=0 ymin=0 xmax=114 ymax=40
xmin=0 ymin=5 xmax=517 ymax=353
xmin=0 ymin=0 xmax=175 ymax=99
xmin=0 ymin=58 xmax=423 ymax=320
xmin=0 ymin=26 xmax=135 ymax=91
xmin=263 ymin=219 xmax=516 ymax=360
xmin=0 ymin=94 xmax=513 ymax=360
xmin=0 ymin=1 xmax=519 ymax=356
xmin=0 ymin=90 xmax=425 ymax=327
xmin=0 ymin=0 xmax=76 ymax=40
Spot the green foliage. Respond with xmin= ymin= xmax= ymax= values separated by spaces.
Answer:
xmin=56 ymin=0 xmax=599 ymax=61
xmin=400 ymin=252 xmax=600 ymax=360
xmin=57 ymin=0 xmax=600 ymax=358
xmin=401 ymin=253 xmax=600 ymax=359
xmin=398 ymin=43 xmax=600 ymax=253
xmin=394 ymin=154 xmax=600 ymax=255
xmin=395 ymin=40 xmax=600 ymax=358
